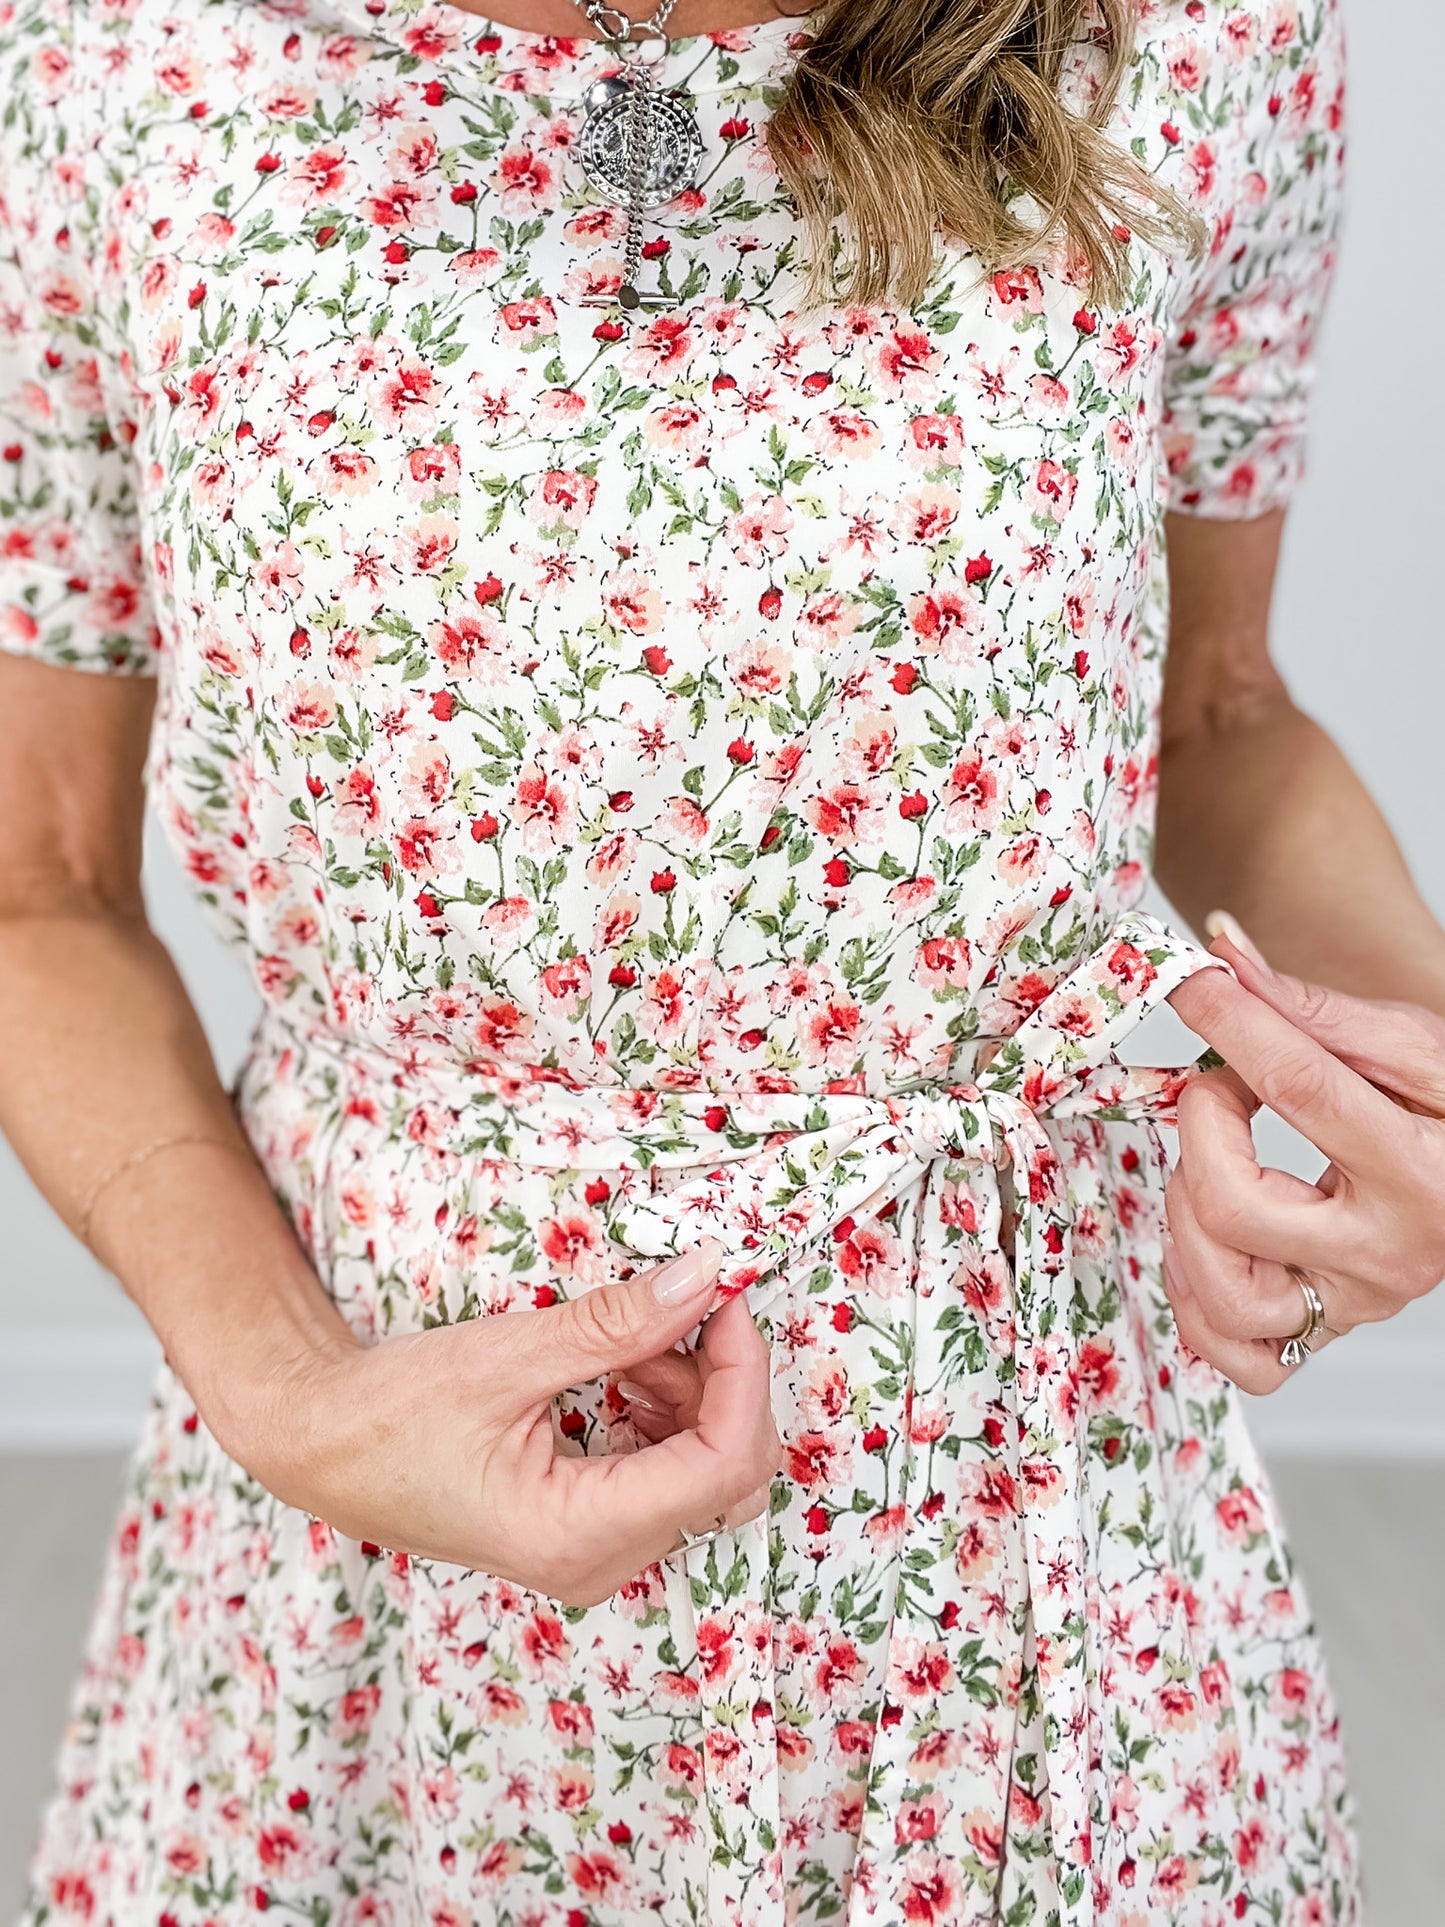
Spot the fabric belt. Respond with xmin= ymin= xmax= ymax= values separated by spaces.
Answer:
xmin=255 ymin=909 xmax=1226 ymax=1926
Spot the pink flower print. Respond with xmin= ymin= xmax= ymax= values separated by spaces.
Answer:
xmin=566 ymin=1851 xmax=631 ymax=1903
xmin=603 ymin=567 xmax=664 ymax=634
xmin=904 ymin=409 xmax=967 ymax=468
xmin=189 ymin=454 xmax=233 ymax=514
xmin=539 ymin=1211 xmax=607 ymax=1277
xmin=1096 ymin=319 xmax=1143 ymax=391
xmin=490 ymin=143 xmax=560 ymax=215
xmin=480 ymin=896 xmax=535 ymax=938
xmin=393 ymin=514 xmax=457 ymax=576
xmin=395 ymin=815 xmax=458 ymax=878
xmin=512 ymin=764 xmax=574 ymax=850
xmin=794 ymin=590 xmax=861 ymax=653
xmin=914 ymin=937 xmax=971 ymax=991
xmin=806 ymin=409 xmax=882 ymax=458
xmin=908 ymin=577 xmax=982 ymax=662
xmin=530 ymin=467 xmax=597 ymax=530
xmin=942 ymin=751 xmax=1003 ymax=833
xmin=725 ymin=636 xmax=791 ymax=699
xmin=313 ymin=447 xmax=380 ymax=498
xmin=806 ymin=780 xmax=885 ymax=846
xmin=1165 ymin=34 xmax=1211 ymax=92
xmin=539 ymin=956 xmax=591 ymax=1019
xmin=282 ymin=143 xmax=352 ymax=207
xmin=1103 ymin=937 xmax=1158 ymax=1002
xmin=1025 ymin=458 xmax=1078 ymax=524
xmin=1216 ymin=1485 xmax=1268 ymax=1546
xmin=798 ymin=997 xmax=865 ymax=1071
xmin=955 ymin=1516 xmax=1002 ymax=1580
xmin=401 ymin=442 xmax=461 ymax=503
xmin=369 ymin=358 xmax=441 ymax=434
xmin=429 ymin=610 xmax=503 ymax=678
xmin=401 ymin=744 xmax=451 ymax=814
xmin=586 ymin=833 xmax=639 ymax=885
xmin=871 ymin=325 xmax=942 ymax=400
xmin=154 ymin=45 xmax=203 ymax=95
xmin=1265 ymin=1 xmax=1300 ymax=52
xmin=988 ymin=265 xmax=1046 ymax=315
xmin=136 ymin=254 xmax=177 ymax=312
xmin=279 ymin=679 xmax=336 ymax=732
xmin=637 ymin=967 xmax=687 ymax=1043
xmin=29 ymin=40 xmax=71 ymax=104
xmin=1184 ymin=138 xmax=1219 ymax=203
xmin=399 ymin=7 xmax=469 ymax=60
xmin=840 ymin=711 xmax=896 ymax=780
xmin=259 ymin=83 xmax=316 ymax=119
xmin=644 ymin=400 xmax=708 ymax=457
xmin=495 ymin=296 xmax=558 ymax=345
xmin=729 ymin=490 xmax=793 ymax=565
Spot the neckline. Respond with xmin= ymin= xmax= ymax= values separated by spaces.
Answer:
xmin=315 ymin=2 xmax=815 ymax=99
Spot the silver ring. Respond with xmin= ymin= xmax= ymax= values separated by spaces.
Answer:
xmin=672 ymin=1514 xmax=727 ymax=1556
xmin=1279 ymin=1271 xmax=1327 ymax=1368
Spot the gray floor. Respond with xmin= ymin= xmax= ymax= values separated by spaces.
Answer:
xmin=1 ymin=1457 xmax=1440 ymax=1923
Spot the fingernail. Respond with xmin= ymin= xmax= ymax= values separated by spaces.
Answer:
xmin=650 ymin=1240 xmax=726 ymax=1306
xmin=1204 ymin=909 xmax=1269 ymax=974
xmin=617 ymin=1379 xmax=670 ymax=1413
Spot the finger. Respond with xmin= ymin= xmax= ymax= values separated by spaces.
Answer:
xmin=545 ymin=1295 xmax=780 ymax=1596
xmin=1208 ymin=916 xmax=1445 ymax=1114
xmin=1168 ymin=969 xmax=1403 ymax=1176
xmin=614 ymin=1349 xmax=705 ymax=1422
xmin=1161 ymin=1234 xmax=1295 ymax=1398
xmin=627 ymin=1404 xmax=685 ymax=1445
xmin=1165 ymin=1165 xmax=1316 ymax=1342
xmin=1173 ymin=1068 xmax=1362 ymax=1272
xmin=517 ymin=1242 xmax=725 ymax=1399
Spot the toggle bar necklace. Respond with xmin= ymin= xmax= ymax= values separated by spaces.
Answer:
xmin=571 ymin=0 xmax=704 ymax=315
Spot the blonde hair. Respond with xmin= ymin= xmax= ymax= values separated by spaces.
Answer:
xmin=765 ymin=0 xmax=1199 ymax=309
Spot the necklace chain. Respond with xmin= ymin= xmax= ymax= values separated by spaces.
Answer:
xmin=571 ymin=0 xmax=695 ymax=314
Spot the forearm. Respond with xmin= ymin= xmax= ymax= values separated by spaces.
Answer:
xmin=1155 ymin=692 xmax=1445 ymax=1015
xmin=0 ymin=909 xmax=356 ymax=1474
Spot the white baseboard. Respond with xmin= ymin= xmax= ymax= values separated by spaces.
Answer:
xmin=2 ymin=1328 xmax=1443 ymax=1458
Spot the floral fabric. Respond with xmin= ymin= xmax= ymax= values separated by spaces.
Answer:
xmin=2 ymin=1 xmax=1359 ymax=1924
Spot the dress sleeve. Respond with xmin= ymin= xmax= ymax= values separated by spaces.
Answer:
xmin=0 ymin=3 xmax=158 ymax=674
xmin=1160 ymin=0 xmax=1348 ymax=520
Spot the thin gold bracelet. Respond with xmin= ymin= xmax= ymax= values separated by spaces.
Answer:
xmin=76 ymin=1133 xmax=257 ymax=1252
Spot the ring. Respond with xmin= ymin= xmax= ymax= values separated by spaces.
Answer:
xmin=672 ymin=1514 xmax=728 ymax=1556
xmin=1278 ymin=1269 xmax=1327 ymax=1368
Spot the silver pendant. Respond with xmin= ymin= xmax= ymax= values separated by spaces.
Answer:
xmin=577 ymin=75 xmax=704 ymax=210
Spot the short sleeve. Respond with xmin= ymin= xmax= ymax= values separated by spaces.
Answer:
xmin=0 ymin=1 xmax=158 ymax=673
xmin=1160 ymin=0 xmax=1347 ymax=519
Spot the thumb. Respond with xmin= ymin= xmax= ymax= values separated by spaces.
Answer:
xmin=1205 ymin=910 xmax=1445 ymax=1112
xmin=522 ymin=1241 xmax=728 ymax=1398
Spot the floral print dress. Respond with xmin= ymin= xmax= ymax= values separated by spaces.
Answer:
xmin=1 ymin=0 xmax=1360 ymax=1923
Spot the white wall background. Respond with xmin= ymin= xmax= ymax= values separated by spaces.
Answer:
xmin=1 ymin=0 xmax=1442 ymax=1454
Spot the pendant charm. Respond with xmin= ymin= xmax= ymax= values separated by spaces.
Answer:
xmin=577 ymin=75 xmax=704 ymax=210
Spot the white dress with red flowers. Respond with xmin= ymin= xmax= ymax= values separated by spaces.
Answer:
xmin=2 ymin=2 xmax=1359 ymax=1923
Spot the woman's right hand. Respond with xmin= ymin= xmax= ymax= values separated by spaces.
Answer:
xmin=258 ymin=1241 xmax=781 ymax=1607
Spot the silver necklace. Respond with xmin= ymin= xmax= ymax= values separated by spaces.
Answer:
xmin=573 ymin=0 xmax=704 ymax=314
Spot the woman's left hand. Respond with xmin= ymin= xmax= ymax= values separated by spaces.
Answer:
xmin=1163 ymin=920 xmax=1445 ymax=1394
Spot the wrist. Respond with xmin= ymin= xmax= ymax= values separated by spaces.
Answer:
xmin=208 ymin=1315 xmax=366 ymax=1511
xmin=93 ymin=1135 xmax=366 ymax=1491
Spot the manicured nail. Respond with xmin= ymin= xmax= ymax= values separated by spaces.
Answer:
xmin=1204 ymin=909 xmax=1269 ymax=974
xmin=617 ymin=1379 xmax=669 ymax=1414
xmin=650 ymin=1241 xmax=726 ymax=1306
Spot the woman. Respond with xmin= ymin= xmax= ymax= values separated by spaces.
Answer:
xmin=5 ymin=0 xmax=1445 ymax=1921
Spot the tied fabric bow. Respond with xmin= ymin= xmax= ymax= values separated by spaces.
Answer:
xmin=516 ymin=911 xmax=1226 ymax=1927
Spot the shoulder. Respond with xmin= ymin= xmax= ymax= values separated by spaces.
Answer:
xmin=1115 ymin=1 xmax=1346 ymax=268
xmin=1125 ymin=0 xmax=1346 ymax=130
